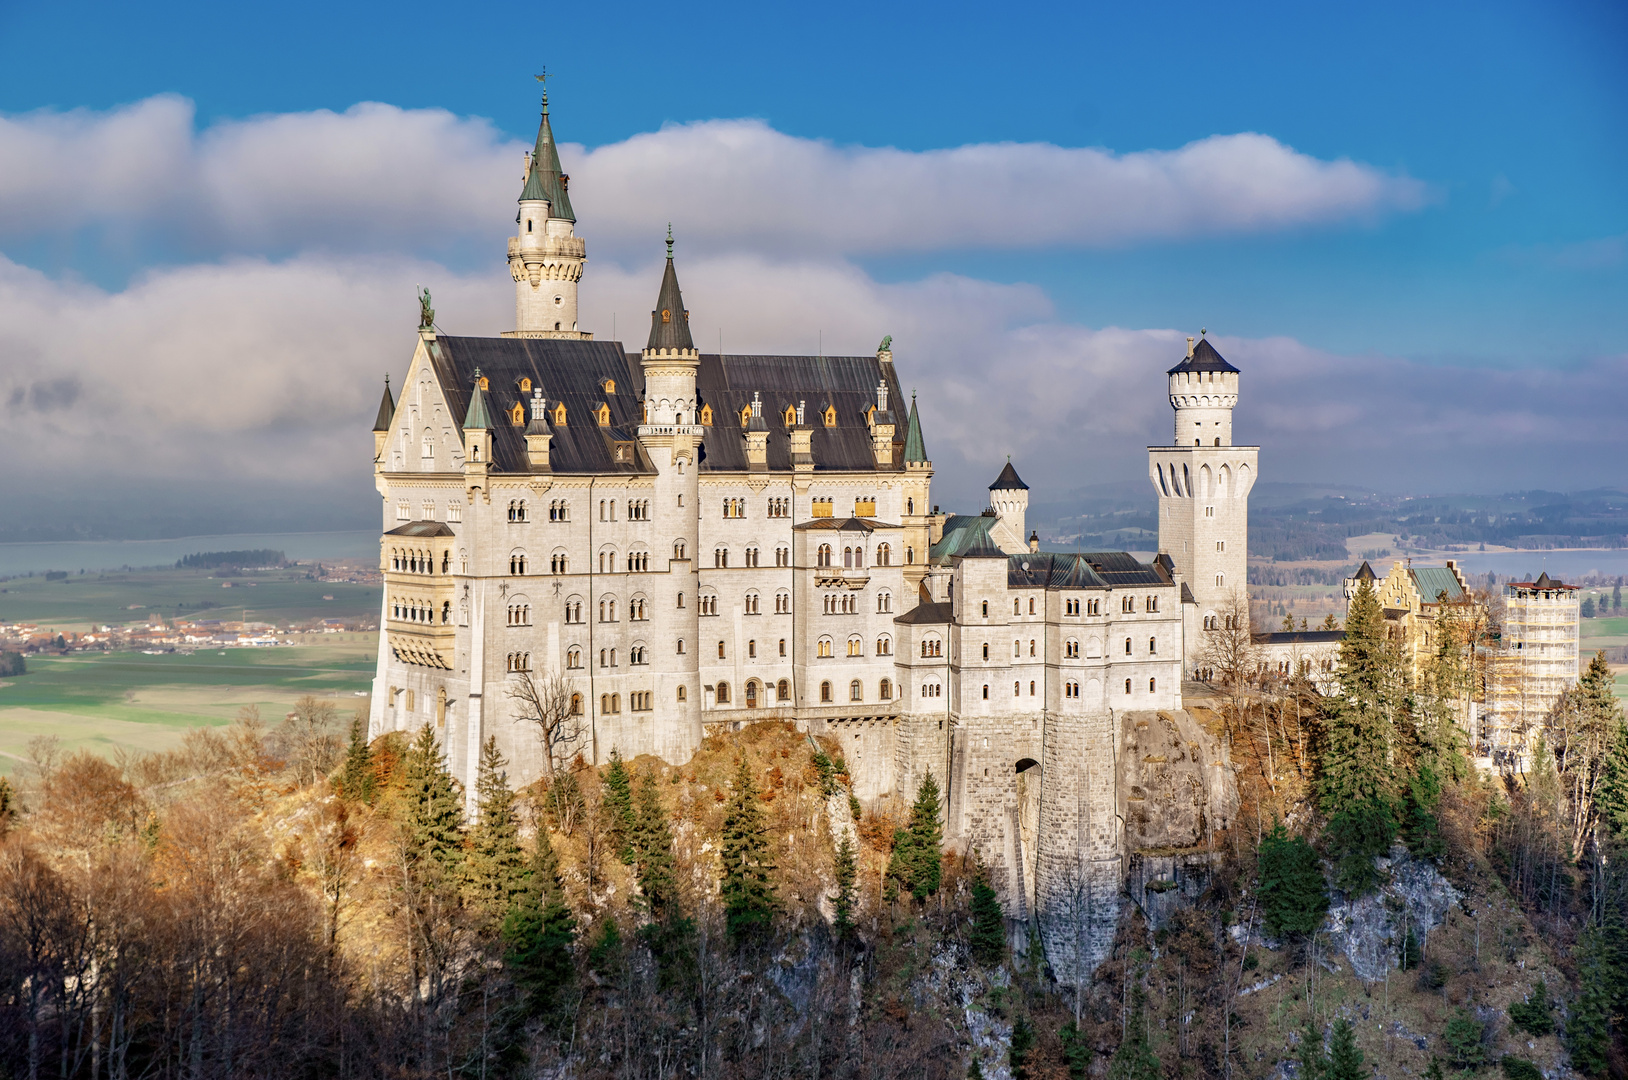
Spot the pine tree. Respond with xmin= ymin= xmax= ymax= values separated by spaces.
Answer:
xmin=1507 ymin=979 xmax=1553 ymax=1037
xmin=338 ymin=715 xmax=375 ymax=803
xmin=1060 ymin=1020 xmax=1093 ymax=1080
xmin=720 ymin=756 xmax=777 ymax=942
xmin=1257 ymin=823 xmax=1329 ymax=938
xmin=1107 ymin=987 xmax=1161 ymax=1080
xmin=1400 ymin=927 xmax=1421 ymax=970
xmin=1297 ymin=1015 xmax=1327 ymax=1080
xmin=1326 ymin=1019 xmax=1364 ymax=1080
xmin=831 ymin=832 xmax=857 ymax=939
xmin=602 ymin=748 xmax=636 ymax=864
xmin=968 ymin=859 xmax=1006 ymax=965
xmin=1442 ymin=1009 xmax=1489 ymax=1071
xmin=503 ymin=829 xmax=576 ymax=1024
xmin=467 ymin=736 xmax=528 ymax=928
xmin=1597 ymin=717 xmax=1628 ymax=845
xmin=1318 ymin=578 xmax=1400 ymax=893
xmin=400 ymin=723 xmax=465 ymax=877
xmin=631 ymin=765 xmax=677 ymax=916
xmin=1567 ymin=928 xmax=1612 ymax=1076
xmin=1010 ymin=1015 xmax=1035 ymax=1080
xmin=887 ymin=771 xmax=944 ymax=902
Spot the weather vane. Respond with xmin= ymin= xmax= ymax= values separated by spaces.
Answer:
xmin=534 ymin=68 xmax=550 ymax=107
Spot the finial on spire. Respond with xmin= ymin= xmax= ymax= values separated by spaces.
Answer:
xmin=666 ymin=223 xmax=674 ymax=259
xmin=385 ymin=373 xmax=390 ymax=390
xmin=1201 ymin=326 xmax=1207 ymax=337
xmin=534 ymin=69 xmax=549 ymax=111
xmin=472 ymin=366 xmax=483 ymax=383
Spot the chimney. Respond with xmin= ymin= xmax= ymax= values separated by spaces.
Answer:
xmin=1028 ymin=531 xmax=1040 ymax=554
xmin=524 ymin=388 xmax=553 ymax=470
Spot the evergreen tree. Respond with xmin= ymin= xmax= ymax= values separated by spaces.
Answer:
xmin=502 ymin=830 xmax=577 ymax=1023
xmin=1257 ymin=823 xmax=1329 ymax=938
xmin=631 ymin=765 xmax=677 ymax=916
xmin=1297 ymin=1015 xmax=1327 ymax=1080
xmin=831 ymin=832 xmax=857 ymax=939
xmin=0 ymin=774 xmax=13 ymax=836
xmin=1507 ymin=979 xmax=1553 ymax=1037
xmin=338 ymin=715 xmax=375 ymax=804
xmin=1060 ymin=1020 xmax=1093 ymax=1080
xmin=602 ymin=748 xmax=636 ymax=864
xmin=1613 ymin=581 xmax=1621 ymax=612
xmin=1399 ymin=926 xmax=1421 ymax=970
xmin=968 ymin=858 xmax=1006 ymax=965
xmin=1597 ymin=717 xmax=1628 ymax=845
xmin=467 ymin=736 xmax=528 ymax=928
xmin=1442 ymin=1009 xmax=1490 ymax=1071
xmin=1566 ymin=928 xmax=1612 ymax=1076
xmin=1009 ymin=1015 xmax=1035 ymax=1080
xmin=1107 ymin=987 xmax=1161 ymax=1080
xmin=967 ymin=1058 xmax=985 ymax=1080
xmin=720 ymin=756 xmax=778 ymax=942
xmin=1326 ymin=1018 xmax=1364 ymax=1080
xmin=1400 ymin=761 xmax=1446 ymax=861
xmin=400 ymin=724 xmax=465 ymax=877
xmin=1318 ymin=578 xmax=1400 ymax=894
xmin=886 ymin=771 xmax=944 ymax=902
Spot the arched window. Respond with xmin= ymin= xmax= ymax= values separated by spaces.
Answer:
xmin=817 ymin=544 xmax=832 ymax=568
xmin=777 ymin=679 xmax=791 ymax=702
xmin=1149 ymin=636 xmax=1157 ymax=654
xmin=820 ymin=681 xmax=833 ymax=703
xmin=1125 ymin=679 xmax=1132 ymax=694
xmin=569 ymin=693 xmax=583 ymax=715
xmin=1125 ymin=637 xmax=1132 ymax=655
xmin=817 ymin=637 xmax=833 ymax=658
xmin=745 ymin=681 xmax=759 ymax=707
xmin=876 ymin=636 xmax=891 ymax=656
xmin=982 ymin=643 xmax=990 ymax=660
xmin=678 ymin=685 xmax=687 ymax=702
xmin=1013 ymin=681 xmax=1020 ymax=697
xmin=567 ymin=648 xmax=581 ymax=669
xmin=1013 ymin=640 xmax=1021 ymax=658
xmin=982 ymin=684 xmax=990 ymax=700
xmin=674 ymin=540 xmax=687 ymax=559
xmin=907 ymin=546 xmax=915 ymax=564
xmin=849 ymin=680 xmax=862 ymax=702
xmin=717 ymin=641 xmax=726 ymax=659
xmin=880 ymin=679 xmax=892 ymax=700
xmin=847 ymin=636 xmax=863 ymax=657
xmin=876 ymin=543 xmax=891 ymax=566
xmin=716 ymin=681 xmax=731 ymax=704
xmin=1149 ymin=677 xmax=1157 ymax=693
xmin=510 ymin=552 xmax=527 ymax=575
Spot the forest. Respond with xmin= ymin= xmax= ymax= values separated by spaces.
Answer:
xmin=1 ymin=576 xmax=1627 ymax=1080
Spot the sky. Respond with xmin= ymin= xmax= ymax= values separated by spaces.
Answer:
xmin=0 ymin=0 xmax=1624 ymax=536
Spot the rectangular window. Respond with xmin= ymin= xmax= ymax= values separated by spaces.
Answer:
xmin=447 ymin=503 xmax=462 ymax=522
xmin=396 ymin=503 xmax=410 ymax=521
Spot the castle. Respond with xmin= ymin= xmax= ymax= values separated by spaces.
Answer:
xmin=367 ymin=93 xmax=1244 ymax=976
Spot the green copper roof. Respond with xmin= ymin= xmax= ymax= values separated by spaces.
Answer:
xmin=903 ymin=391 xmax=928 ymax=463
xmin=518 ymin=99 xmax=575 ymax=222
xmin=463 ymin=369 xmax=493 ymax=430
xmin=646 ymin=242 xmax=695 ymax=352
xmin=1410 ymin=566 xmax=1465 ymax=604
xmin=372 ymin=375 xmax=395 ymax=432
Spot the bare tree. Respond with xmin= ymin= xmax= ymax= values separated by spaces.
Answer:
xmin=506 ymin=669 xmax=585 ymax=779
xmin=1197 ymin=589 xmax=1262 ymax=745
xmin=277 ymin=696 xmax=342 ymax=786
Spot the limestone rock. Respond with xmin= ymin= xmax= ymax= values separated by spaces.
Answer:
xmin=1324 ymin=845 xmax=1460 ymax=983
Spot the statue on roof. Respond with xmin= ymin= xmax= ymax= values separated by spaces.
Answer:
xmin=878 ymin=334 xmax=892 ymax=352
xmin=418 ymin=288 xmax=434 ymax=330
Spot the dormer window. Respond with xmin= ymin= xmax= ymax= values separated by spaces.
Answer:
xmin=783 ymin=405 xmax=797 ymax=427
xmin=823 ymin=405 xmax=837 ymax=427
xmin=519 ymin=377 xmax=532 ymax=393
xmin=739 ymin=405 xmax=752 ymax=428
xmin=510 ymin=403 xmax=524 ymax=426
xmin=596 ymin=403 xmax=610 ymax=426
xmin=602 ymin=378 xmax=616 ymax=394
xmin=479 ymin=376 xmax=489 ymax=391
xmin=699 ymin=404 xmax=713 ymax=426
xmin=661 ymin=309 xmax=672 ymax=324
xmin=553 ymin=402 xmax=567 ymax=425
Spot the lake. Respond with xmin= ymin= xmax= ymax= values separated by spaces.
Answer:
xmin=0 ymin=531 xmax=381 ymax=578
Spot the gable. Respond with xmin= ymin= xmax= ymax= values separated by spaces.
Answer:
xmin=384 ymin=342 xmax=465 ymax=473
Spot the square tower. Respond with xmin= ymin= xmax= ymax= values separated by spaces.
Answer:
xmin=1148 ymin=335 xmax=1257 ymax=675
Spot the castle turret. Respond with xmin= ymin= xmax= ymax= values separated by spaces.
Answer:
xmin=988 ymin=459 xmax=1030 ymax=554
xmin=1168 ymin=335 xmax=1239 ymax=446
xmin=505 ymin=90 xmax=589 ymax=339
xmin=372 ymin=374 xmax=395 ymax=461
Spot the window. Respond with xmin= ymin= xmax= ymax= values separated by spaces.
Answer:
xmin=747 ymin=639 xmax=756 ymax=658
xmin=629 ymin=499 xmax=650 ymax=521
xmin=745 ymin=680 xmax=758 ymax=707
xmin=631 ymin=645 xmax=648 ymax=665
xmin=921 ymin=637 xmax=942 ymax=658
xmin=1065 ymin=639 xmax=1079 ymax=658
xmin=549 ymin=500 xmax=570 ymax=522
xmin=744 ymin=591 xmax=760 ymax=614
xmin=1216 ymin=573 xmax=1224 ymax=587
xmin=699 ymin=594 xmax=718 ymax=615
xmin=1029 ymin=639 xmax=1037 ymax=657
xmin=631 ymin=597 xmax=648 ymax=620
xmin=677 ymin=686 xmax=687 ymax=702
xmin=812 ymin=497 xmax=833 ymax=517
xmin=508 ymin=500 xmax=529 ymax=522
xmin=1014 ymin=599 xmax=1021 ymax=616
xmin=631 ymin=691 xmax=652 ymax=711
xmin=775 ymin=546 xmax=789 ymax=567
xmin=448 ymin=503 xmax=461 ymax=523
xmin=1149 ymin=636 xmax=1157 ymax=654
xmin=876 ymin=543 xmax=891 ymax=566
xmin=600 ymin=693 xmax=621 ymax=714
xmin=715 ymin=681 xmax=730 ymax=704
xmin=628 ymin=551 xmax=650 ymax=572
xmin=907 ymin=546 xmax=915 ymax=564
xmin=1216 ymin=540 xmax=1225 ymax=552
xmin=598 ymin=598 xmax=617 ymax=622
xmin=551 ymin=553 xmax=567 ymax=574
xmin=1029 ymin=680 xmax=1036 ymax=696
xmin=767 ymin=497 xmax=789 ymax=518
xmin=877 ymin=591 xmax=892 ymax=614
xmin=982 ymin=642 xmax=990 ymax=660
xmin=921 ymin=681 xmax=942 ymax=698
xmin=564 ymin=600 xmax=583 ymax=623
xmin=850 ymin=680 xmax=863 ymax=702
xmin=570 ymin=693 xmax=583 ymax=716
xmin=441 ymin=600 xmax=451 ymax=623
xmin=1125 ymin=637 xmax=1132 ymax=655
xmin=1029 ymin=597 xmax=1037 ymax=614
xmin=1121 ymin=595 xmax=1134 ymax=613
xmin=718 ymin=641 xmax=726 ymax=659
xmin=507 ymin=603 xmax=531 ymax=626
xmin=907 ymin=498 xmax=914 ymax=515
xmin=817 ymin=544 xmax=833 ymax=567
xmin=567 ymin=648 xmax=581 ymax=669
xmin=1205 ymin=506 xmax=1215 ymax=518
xmin=778 ymin=639 xmax=787 ymax=657
xmin=777 ymin=679 xmax=790 ymax=702
xmin=817 ymin=637 xmax=833 ymax=658
xmin=744 ymin=546 xmax=759 ymax=567
xmin=1067 ymin=681 xmax=1080 ymax=699
xmin=406 ymin=690 xmax=415 ymax=711
xmin=714 ymin=547 xmax=729 ymax=568
xmin=820 ymin=681 xmax=833 ymax=703
xmin=677 ymin=638 xmax=685 ymax=654
xmin=1145 ymin=595 xmax=1158 ymax=613
xmin=1203 ymin=615 xmax=1217 ymax=630
xmin=723 ymin=498 xmax=745 ymax=519
xmin=1013 ymin=681 xmax=1020 ymax=697
xmin=1013 ymin=640 xmax=1021 ymax=658
xmin=847 ymin=636 xmax=863 ymax=657
xmin=843 ymin=545 xmax=855 ymax=569
xmin=674 ymin=540 xmax=687 ymax=560
xmin=506 ymin=652 xmax=530 ymax=672
xmin=510 ymin=553 xmax=527 ymax=575
xmin=982 ymin=684 xmax=989 ymax=700
xmin=1087 ymin=599 xmax=1101 ymax=616
xmin=775 ymin=591 xmax=791 ymax=613
xmin=1149 ymin=678 xmax=1157 ymax=693
xmin=876 ymin=635 xmax=892 ymax=656
xmin=599 ymin=551 xmax=614 ymax=573
xmin=1125 ymin=679 xmax=1132 ymax=694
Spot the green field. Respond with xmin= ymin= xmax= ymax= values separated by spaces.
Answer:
xmin=0 ymin=567 xmax=379 ymax=631
xmin=0 ymin=639 xmax=377 ymax=775
xmin=1581 ymin=614 xmax=1628 ymax=651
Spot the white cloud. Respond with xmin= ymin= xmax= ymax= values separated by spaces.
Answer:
xmin=0 ymin=97 xmax=1428 ymax=260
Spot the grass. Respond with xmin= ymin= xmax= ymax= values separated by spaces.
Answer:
xmin=0 ymin=567 xmax=379 ymax=632
xmin=0 ymin=639 xmax=377 ymax=775
xmin=1580 ymin=614 xmax=1628 ymax=650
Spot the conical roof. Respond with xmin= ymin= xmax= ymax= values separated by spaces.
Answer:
xmin=903 ymin=391 xmax=928 ymax=463
xmin=1354 ymin=560 xmax=1378 ymax=581
xmin=518 ymin=98 xmax=575 ymax=222
xmin=463 ymin=369 xmax=493 ymax=430
xmin=990 ymin=460 xmax=1028 ymax=491
xmin=372 ymin=375 xmax=395 ymax=432
xmin=1534 ymin=571 xmax=1558 ymax=589
xmin=1167 ymin=336 xmax=1239 ymax=375
xmin=646 ymin=243 xmax=695 ymax=352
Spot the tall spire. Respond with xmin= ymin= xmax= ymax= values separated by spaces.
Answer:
xmin=463 ymin=369 xmax=493 ymax=430
xmin=646 ymin=233 xmax=695 ymax=352
xmin=373 ymin=373 xmax=395 ymax=432
xmin=903 ymin=391 xmax=928 ymax=463
xmin=518 ymin=93 xmax=575 ymax=222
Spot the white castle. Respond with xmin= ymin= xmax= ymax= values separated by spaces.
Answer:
xmin=368 ymin=93 xmax=1248 ymax=974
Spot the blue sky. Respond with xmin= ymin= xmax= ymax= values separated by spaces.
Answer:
xmin=0 ymin=0 xmax=1623 ymax=525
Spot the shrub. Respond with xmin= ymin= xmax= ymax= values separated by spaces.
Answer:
xmin=1500 ymin=1057 xmax=1541 ymax=1080
xmin=1442 ymin=1008 xmax=1490 ymax=1070
xmin=1507 ymin=980 xmax=1554 ymax=1037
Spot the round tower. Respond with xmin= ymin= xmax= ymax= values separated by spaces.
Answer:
xmin=505 ymin=90 xmax=590 ymax=339
xmin=1168 ymin=335 xmax=1238 ymax=446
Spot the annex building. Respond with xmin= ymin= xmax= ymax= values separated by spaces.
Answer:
xmin=366 ymin=93 xmax=1254 ymax=976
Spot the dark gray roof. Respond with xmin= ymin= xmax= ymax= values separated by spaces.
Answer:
xmin=1354 ymin=560 xmax=1378 ymax=581
xmin=373 ymin=377 xmax=395 ymax=432
xmin=646 ymin=256 xmax=695 ymax=352
xmin=1167 ymin=336 xmax=1239 ymax=376
xmin=792 ymin=516 xmax=893 ymax=532
xmin=1253 ymin=630 xmax=1344 ymax=646
xmin=518 ymin=101 xmax=574 ymax=221
xmin=427 ymin=336 xmax=654 ymax=475
xmin=385 ymin=521 xmax=456 ymax=537
xmin=693 ymin=352 xmax=906 ymax=473
xmin=894 ymin=600 xmax=953 ymax=625
xmin=1005 ymin=551 xmax=1169 ymax=589
xmin=990 ymin=461 xmax=1029 ymax=490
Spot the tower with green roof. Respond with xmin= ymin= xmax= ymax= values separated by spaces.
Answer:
xmin=506 ymin=85 xmax=590 ymax=340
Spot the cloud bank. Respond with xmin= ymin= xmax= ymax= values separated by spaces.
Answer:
xmin=0 ymin=95 xmax=1614 ymax=539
